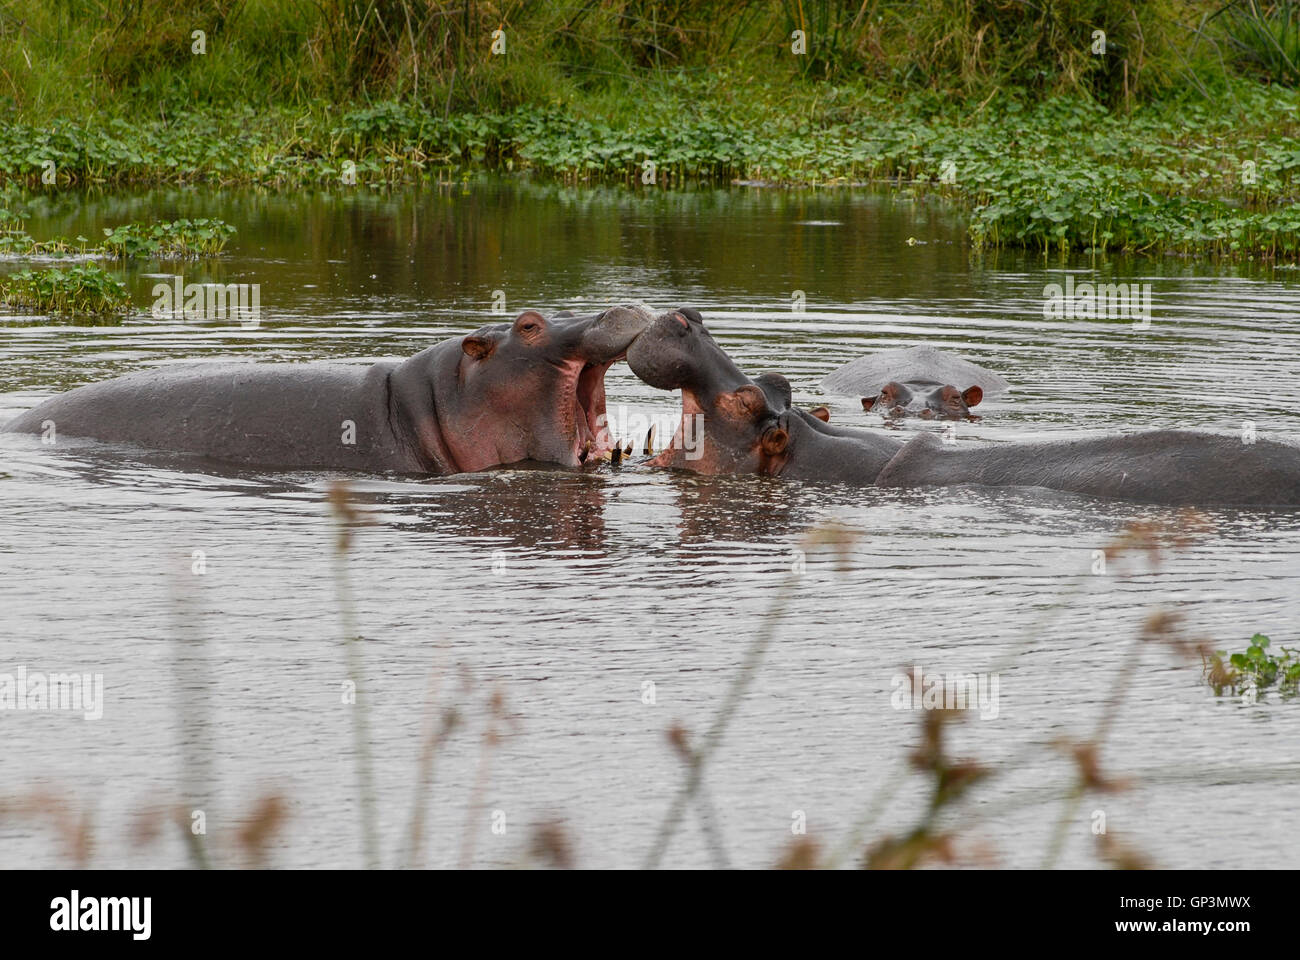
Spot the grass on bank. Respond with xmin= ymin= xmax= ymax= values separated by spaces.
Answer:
xmin=0 ymin=0 xmax=1215 ymax=117
xmin=1 ymin=2 xmax=1300 ymax=258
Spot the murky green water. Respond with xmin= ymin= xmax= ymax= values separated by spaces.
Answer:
xmin=2 ymin=179 xmax=1298 ymax=869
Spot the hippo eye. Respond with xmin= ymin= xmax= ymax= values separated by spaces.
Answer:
xmin=513 ymin=311 xmax=546 ymax=337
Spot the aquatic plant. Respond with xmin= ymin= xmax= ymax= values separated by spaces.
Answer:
xmin=0 ymin=211 xmax=91 ymax=257
xmin=0 ymin=264 xmax=130 ymax=320
xmin=1204 ymin=633 xmax=1300 ymax=698
xmin=0 ymin=0 xmax=1296 ymax=261
xmin=0 ymin=214 xmax=235 ymax=261
xmin=100 ymin=219 xmax=237 ymax=259
xmin=4 ymin=85 xmax=1300 ymax=258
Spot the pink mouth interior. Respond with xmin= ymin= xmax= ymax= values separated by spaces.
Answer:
xmin=646 ymin=389 xmax=697 ymax=467
xmin=571 ymin=359 xmax=615 ymax=462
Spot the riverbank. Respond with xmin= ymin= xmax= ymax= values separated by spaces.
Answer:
xmin=4 ymin=80 xmax=1300 ymax=260
xmin=3 ymin=1 xmax=1300 ymax=259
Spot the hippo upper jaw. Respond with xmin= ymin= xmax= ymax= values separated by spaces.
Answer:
xmin=544 ymin=304 xmax=656 ymax=467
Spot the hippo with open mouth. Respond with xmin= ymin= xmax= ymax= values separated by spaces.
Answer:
xmin=821 ymin=344 xmax=1010 ymax=421
xmin=627 ymin=307 xmax=904 ymax=482
xmin=2 ymin=305 xmax=653 ymax=474
xmin=628 ymin=308 xmax=1300 ymax=507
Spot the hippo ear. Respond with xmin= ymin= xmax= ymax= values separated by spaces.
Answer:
xmin=961 ymin=385 xmax=983 ymax=408
xmin=760 ymin=424 xmax=789 ymax=455
xmin=676 ymin=307 xmax=704 ymax=324
xmin=714 ymin=384 xmax=768 ymax=422
xmin=462 ymin=334 xmax=496 ymax=360
xmin=809 ymin=406 xmax=830 ymax=422
xmin=861 ymin=395 xmax=878 ymax=412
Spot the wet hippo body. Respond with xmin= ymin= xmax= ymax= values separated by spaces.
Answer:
xmin=821 ymin=345 xmax=1009 ymax=420
xmin=3 ymin=305 xmax=653 ymax=474
xmin=877 ymin=431 xmax=1300 ymax=507
xmin=5 ymin=361 xmax=424 ymax=470
xmin=630 ymin=308 xmax=1300 ymax=507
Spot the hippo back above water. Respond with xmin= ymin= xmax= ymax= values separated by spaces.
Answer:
xmin=821 ymin=345 xmax=1010 ymax=420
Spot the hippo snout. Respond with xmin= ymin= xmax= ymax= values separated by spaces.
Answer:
xmin=579 ymin=303 xmax=656 ymax=361
xmin=625 ymin=309 xmax=697 ymax=389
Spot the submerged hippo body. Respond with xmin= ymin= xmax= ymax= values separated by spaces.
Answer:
xmin=3 ymin=306 xmax=653 ymax=474
xmin=630 ymin=308 xmax=1300 ymax=507
xmin=876 ymin=431 xmax=1300 ymax=506
xmin=821 ymin=345 xmax=1009 ymax=420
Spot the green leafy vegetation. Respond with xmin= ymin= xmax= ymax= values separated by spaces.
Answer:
xmin=1 ymin=1 xmax=1299 ymax=258
xmin=0 ymin=264 xmax=131 ymax=321
xmin=0 ymin=212 xmax=236 ymax=260
xmin=0 ymin=210 xmax=90 ymax=257
xmin=1203 ymin=633 xmax=1300 ymax=698
xmin=100 ymin=219 xmax=237 ymax=259
xmin=0 ymin=227 xmax=85 ymax=257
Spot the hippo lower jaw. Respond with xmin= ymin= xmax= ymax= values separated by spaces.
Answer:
xmin=645 ymin=388 xmax=706 ymax=468
xmin=567 ymin=356 xmax=620 ymax=464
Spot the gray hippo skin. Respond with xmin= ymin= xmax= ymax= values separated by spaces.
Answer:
xmin=821 ymin=344 xmax=1010 ymax=420
xmin=876 ymin=431 xmax=1300 ymax=506
xmin=629 ymin=308 xmax=1300 ymax=507
xmin=627 ymin=308 xmax=903 ymax=482
xmin=3 ymin=305 xmax=653 ymax=474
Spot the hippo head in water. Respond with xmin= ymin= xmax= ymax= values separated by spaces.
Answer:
xmin=822 ymin=345 xmax=1009 ymax=422
xmin=862 ymin=381 xmax=983 ymax=420
xmin=625 ymin=307 xmax=793 ymax=475
xmin=627 ymin=308 xmax=906 ymax=482
xmin=408 ymin=305 xmax=654 ymax=472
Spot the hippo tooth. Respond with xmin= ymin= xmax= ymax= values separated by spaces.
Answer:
xmin=643 ymin=424 xmax=656 ymax=455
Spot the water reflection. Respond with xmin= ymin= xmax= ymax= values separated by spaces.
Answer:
xmin=2 ymin=179 xmax=1300 ymax=869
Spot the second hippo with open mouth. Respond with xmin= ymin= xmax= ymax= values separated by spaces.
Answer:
xmin=626 ymin=307 xmax=1300 ymax=507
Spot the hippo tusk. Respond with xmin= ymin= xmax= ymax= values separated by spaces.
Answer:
xmin=643 ymin=424 xmax=656 ymax=455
